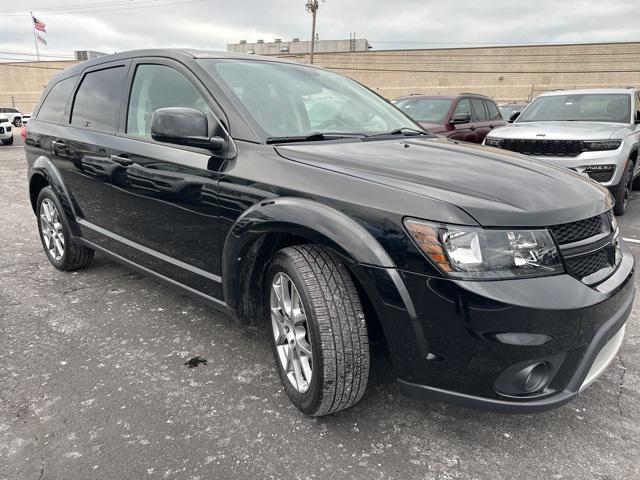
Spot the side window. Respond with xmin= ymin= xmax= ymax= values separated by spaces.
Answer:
xmin=71 ymin=66 xmax=125 ymax=131
xmin=635 ymin=93 xmax=640 ymax=121
xmin=485 ymin=100 xmax=501 ymax=121
xmin=453 ymin=98 xmax=471 ymax=118
xmin=127 ymin=64 xmax=212 ymax=138
xmin=471 ymin=98 xmax=488 ymax=122
xmin=37 ymin=76 xmax=77 ymax=123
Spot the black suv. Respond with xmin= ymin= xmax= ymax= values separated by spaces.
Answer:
xmin=25 ymin=50 xmax=634 ymax=415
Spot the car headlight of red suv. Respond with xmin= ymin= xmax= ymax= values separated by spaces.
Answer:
xmin=404 ymin=218 xmax=563 ymax=279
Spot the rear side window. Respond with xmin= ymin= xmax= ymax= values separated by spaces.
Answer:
xmin=485 ymin=100 xmax=501 ymax=121
xmin=71 ymin=66 xmax=125 ymax=131
xmin=471 ymin=98 xmax=488 ymax=122
xmin=37 ymin=76 xmax=77 ymax=123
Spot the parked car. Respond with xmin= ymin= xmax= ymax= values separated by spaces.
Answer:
xmin=392 ymin=93 xmax=506 ymax=143
xmin=25 ymin=50 xmax=634 ymax=416
xmin=0 ymin=107 xmax=23 ymax=126
xmin=498 ymin=102 xmax=528 ymax=122
xmin=485 ymin=89 xmax=640 ymax=215
xmin=0 ymin=116 xmax=12 ymax=145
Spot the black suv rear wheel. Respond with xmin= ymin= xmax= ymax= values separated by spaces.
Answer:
xmin=36 ymin=187 xmax=94 ymax=270
xmin=265 ymin=244 xmax=370 ymax=416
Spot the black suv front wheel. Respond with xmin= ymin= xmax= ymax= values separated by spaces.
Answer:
xmin=265 ymin=245 xmax=370 ymax=416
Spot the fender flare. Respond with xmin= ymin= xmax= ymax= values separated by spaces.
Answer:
xmin=222 ymin=196 xmax=397 ymax=318
xmin=29 ymin=156 xmax=81 ymax=235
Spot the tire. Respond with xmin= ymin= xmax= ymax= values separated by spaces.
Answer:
xmin=611 ymin=160 xmax=634 ymax=216
xmin=265 ymin=244 xmax=370 ymax=416
xmin=13 ymin=118 xmax=21 ymax=127
xmin=2 ymin=137 xmax=13 ymax=145
xmin=36 ymin=187 xmax=94 ymax=271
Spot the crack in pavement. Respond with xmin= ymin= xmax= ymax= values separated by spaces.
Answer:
xmin=617 ymin=355 xmax=627 ymax=417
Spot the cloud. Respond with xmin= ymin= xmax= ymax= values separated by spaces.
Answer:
xmin=0 ymin=0 xmax=639 ymax=60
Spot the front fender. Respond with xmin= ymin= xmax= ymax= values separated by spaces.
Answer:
xmin=222 ymin=197 xmax=396 ymax=319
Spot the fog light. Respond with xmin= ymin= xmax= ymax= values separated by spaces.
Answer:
xmin=493 ymin=332 xmax=552 ymax=346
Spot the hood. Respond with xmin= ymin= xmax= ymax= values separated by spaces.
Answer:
xmin=276 ymin=137 xmax=611 ymax=227
xmin=488 ymin=121 xmax=626 ymax=140
xmin=417 ymin=121 xmax=445 ymax=132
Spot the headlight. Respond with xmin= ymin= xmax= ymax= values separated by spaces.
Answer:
xmin=404 ymin=219 xmax=563 ymax=279
xmin=484 ymin=137 xmax=504 ymax=147
xmin=582 ymin=140 xmax=621 ymax=151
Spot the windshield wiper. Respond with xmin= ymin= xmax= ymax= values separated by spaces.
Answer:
xmin=365 ymin=127 xmax=430 ymax=138
xmin=265 ymin=132 xmax=365 ymax=144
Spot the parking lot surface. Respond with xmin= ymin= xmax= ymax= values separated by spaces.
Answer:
xmin=2 ymin=138 xmax=640 ymax=480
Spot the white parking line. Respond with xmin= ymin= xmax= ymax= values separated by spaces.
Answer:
xmin=623 ymin=237 xmax=640 ymax=244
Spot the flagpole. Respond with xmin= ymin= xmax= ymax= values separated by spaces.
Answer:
xmin=30 ymin=12 xmax=40 ymax=61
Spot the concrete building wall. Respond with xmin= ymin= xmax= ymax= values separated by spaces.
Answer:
xmin=0 ymin=61 xmax=77 ymax=113
xmin=279 ymin=42 xmax=640 ymax=101
xmin=4 ymin=42 xmax=640 ymax=112
xmin=228 ymin=38 xmax=370 ymax=55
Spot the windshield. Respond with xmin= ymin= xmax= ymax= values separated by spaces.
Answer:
xmin=517 ymin=94 xmax=631 ymax=123
xmin=198 ymin=59 xmax=418 ymax=138
xmin=499 ymin=105 xmax=524 ymax=120
xmin=393 ymin=98 xmax=452 ymax=124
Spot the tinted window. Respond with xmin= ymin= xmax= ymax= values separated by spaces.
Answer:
xmin=393 ymin=98 xmax=453 ymax=124
xmin=485 ymin=100 xmax=501 ymax=121
xmin=71 ymin=66 xmax=125 ymax=131
xmin=127 ymin=64 xmax=212 ymax=137
xmin=453 ymin=98 xmax=471 ymax=118
xmin=518 ymin=94 xmax=631 ymax=123
xmin=471 ymin=98 xmax=487 ymax=122
xmin=37 ymin=76 xmax=77 ymax=123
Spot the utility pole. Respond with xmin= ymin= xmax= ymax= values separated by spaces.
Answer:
xmin=306 ymin=0 xmax=319 ymax=64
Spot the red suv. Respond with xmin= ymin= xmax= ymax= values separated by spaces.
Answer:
xmin=392 ymin=93 xmax=506 ymax=143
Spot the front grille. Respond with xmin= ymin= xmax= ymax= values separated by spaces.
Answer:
xmin=586 ymin=169 xmax=615 ymax=183
xmin=0 ymin=127 xmax=3 ymax=134
xmin=565 ymin=249 xmax=611 ymax=279
xmin=501 ymin=139 xmax=584 ymax=157
xmin=549 ymin=215 xmax=608 ymax=245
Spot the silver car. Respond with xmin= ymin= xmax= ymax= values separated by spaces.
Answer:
xmin=485 ymin=88 xmax=640 ymax=215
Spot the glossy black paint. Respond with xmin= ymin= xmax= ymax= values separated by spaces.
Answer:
xmin=25 ymin=50 xmax=634 ymax=412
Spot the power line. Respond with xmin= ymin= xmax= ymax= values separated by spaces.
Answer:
xmin=0 ymin=0 xmax=203 ymax=16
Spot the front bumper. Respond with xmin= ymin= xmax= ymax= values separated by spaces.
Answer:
xmin=353 ymin=241 xmax=635 ymax=413
xmin=0 ymin=125 xmax=12 ymax=139
xmin=530 ymin=147 xmax=627 ymax=187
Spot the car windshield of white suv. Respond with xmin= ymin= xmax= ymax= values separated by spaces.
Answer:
xmin=393 ymin=98 xmax=452 ymax=124
xmin=517 ymin=94 xmax=631 ymax=123
xmin=199 ymin=59 xmax=419 ymax=139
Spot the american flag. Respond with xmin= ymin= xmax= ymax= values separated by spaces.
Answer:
xmin=32 ymin=16 xmax=46 ymax=33
xmin=36 ymin=34 xmax=47 ymax=46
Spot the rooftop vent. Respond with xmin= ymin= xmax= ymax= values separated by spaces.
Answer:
xmin=292 ymin=38 xmax=300 ymax=42
xmin=257 ymin=39 xmax=264 ymax=44
xmin=239 ymin=40 xmax=246 ymax=44
xmin=274 ymin=38 xmax=282 ymax=43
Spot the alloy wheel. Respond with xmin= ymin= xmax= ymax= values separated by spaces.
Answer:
xmin=40 ymin=199 xmax=65 ymax=261
xmin=270 ymin=272 xmax=313 ymax=393
xmin=623 ymin=166 xmax=633 ymax=209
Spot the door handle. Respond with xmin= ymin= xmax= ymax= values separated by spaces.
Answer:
xmin=469 ymin=126 xmax=476 ymax=131
xmin=489 ymin=124 xmax=495 ymax=129
xmin=51 ymin=140 xmax=66 ymax=148
xmin=111 ymin=154 xmax=133 ymax=166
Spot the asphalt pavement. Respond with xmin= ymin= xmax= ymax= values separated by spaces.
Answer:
xmin=2 ymin=133 xmax=640 ymax=480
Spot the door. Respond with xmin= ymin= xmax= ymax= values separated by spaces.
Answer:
xmin=106 ymin=60 xmax=226 ymax=296
xmin=49 ymin=61 xmax=129 ymax=233
xmin=470 ymin=97 xmax=491 ymax=143
xmin=447 ymin=98 xmax=475 ymax=142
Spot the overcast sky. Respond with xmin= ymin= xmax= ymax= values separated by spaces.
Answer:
xmin=1 ymin=0 xmax=639 ymax=61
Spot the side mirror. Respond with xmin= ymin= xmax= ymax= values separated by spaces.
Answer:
xmin=451 ymin=113 xmax=471 ymax=124
xmin=151 ymin=107 xmax=225 ymax=152
xmin=509 ymin=111 xmax=521 ymax=123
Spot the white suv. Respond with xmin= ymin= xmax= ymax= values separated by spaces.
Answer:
xmin=0 ymin=116 xmax=13 ymax=145
xmin=0 ymin=107 xmax=23 ymax=127
xmin=485 ymin=88 xmax=640 ymax=215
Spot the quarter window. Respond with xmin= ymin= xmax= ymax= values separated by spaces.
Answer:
xmin=471 ymin=98 xmax=488 ymax=122
xmin=71 ymin=66 xmax=126 ymax=131
xmin=127 ymin=64 xmax=211 ymax=138
xmin=37 ymin=76 xmax=77 ymax=123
